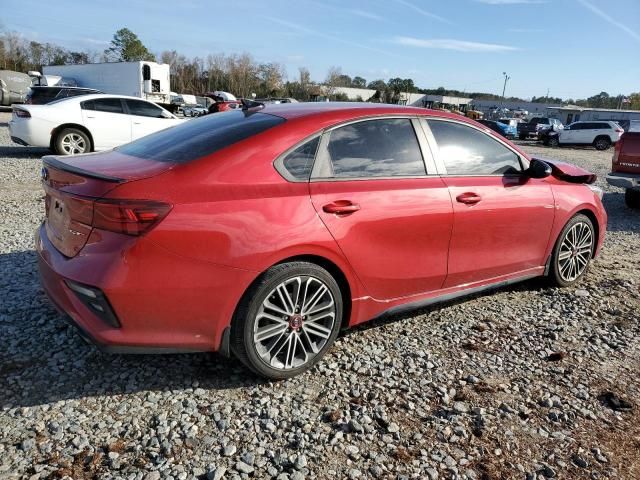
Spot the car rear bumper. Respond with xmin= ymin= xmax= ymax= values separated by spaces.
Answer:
xmin=35 ymin=223 xmax=257 ymax=353
xmin=606 ymin=172 xmax=639 ymax=190
xmin=9 ymin=119 xmax=49 ymax=147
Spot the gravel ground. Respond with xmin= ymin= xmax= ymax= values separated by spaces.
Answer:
xmin=1 ymin=111 xmax=638 ymax=480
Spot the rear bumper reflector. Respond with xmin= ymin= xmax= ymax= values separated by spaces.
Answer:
xmin=64 ymin=280 xmax=121 ymax=328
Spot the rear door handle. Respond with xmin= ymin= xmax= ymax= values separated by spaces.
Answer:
xmin=456 ymin=192 xmax=482 ymax=205
xmin=322 ymin=200 xmax=360 ymax=214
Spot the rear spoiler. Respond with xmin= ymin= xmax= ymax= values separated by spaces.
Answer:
xmin=43 ymin=156 xmax=124 ymax=183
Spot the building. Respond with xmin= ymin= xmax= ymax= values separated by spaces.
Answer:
xmin=470 ymin=99 xmax=562 ymax=117
xmin=400 ymin=93 xmax=473 ymax=111
xmin=545 ymin=105 xmax=640 ymax=125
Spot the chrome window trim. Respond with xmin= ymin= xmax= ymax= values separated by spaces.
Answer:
xmin=420 ymin=117 xmax=530 ymax=177
xmin=309 ymin=115 xmax=437 ymax=182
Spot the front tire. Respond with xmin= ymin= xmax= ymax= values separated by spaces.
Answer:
xmin=549 ymin=214 xmax=595 ymax=287
xmin=548 ymin=136 xmax=559 ymax=148
xmin=54 ymin=128 xmax=91 ymax=155
xmin=593 ymin=136 xmax=611 ymax=151
xmin=230 ymin=262 xmax=343 ymax=379
xmin=625 ymin=189 xmax=640 ymax=209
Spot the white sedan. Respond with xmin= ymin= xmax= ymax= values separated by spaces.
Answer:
xmin=9 ymin=94 xmax=183 ymax=155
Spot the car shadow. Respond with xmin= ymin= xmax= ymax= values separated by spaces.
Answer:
xmin=0 ymin=250 xmax=265 ymax=409
xmin=0 ymin=145 xmax=50 ymax=159
xmin=602 ymin=192 xmax=640 ymax=233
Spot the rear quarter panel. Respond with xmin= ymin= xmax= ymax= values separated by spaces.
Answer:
xmin=106 ymin=120 xmax=368 ymax=300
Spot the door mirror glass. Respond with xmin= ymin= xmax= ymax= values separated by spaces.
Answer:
xmin=526 ymin=159 xmax=552 ymax=179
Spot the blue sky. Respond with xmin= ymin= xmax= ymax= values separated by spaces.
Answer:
xmin=3 ymin=0 xmax=639 ymax=99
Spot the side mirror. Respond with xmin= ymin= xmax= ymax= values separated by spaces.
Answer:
xmin=526 ymin=159 xmax=552 ymax=179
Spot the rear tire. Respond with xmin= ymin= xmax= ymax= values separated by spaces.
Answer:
xmin=230 ymin=262 xmax=343 ymax=379
xmin=593 ymin=136 xmax=611 ymax=151
xmin=625 ymin=188 xmax=640 ymax=209
xmin=54 ymin=128 xmax=91 ymax=156
xmin=548 ymin=214 xmax=595 ymax=287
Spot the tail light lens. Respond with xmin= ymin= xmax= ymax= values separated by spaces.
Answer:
xmin=612 ymin=138 xmax=622 ymax=165
xmin=615 ymin=128 xmax=624 ymax=133
xmin=14 ymin=109 xmax=31 ymax=118
xmin=93 ymin=199 xmax=172 ymax=235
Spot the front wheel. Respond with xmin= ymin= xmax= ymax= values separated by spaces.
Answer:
xmin=230 ymin=262 xmax=343 ymax=379
xmin=548 ymin=214 xmax=595 ymax=287
xmin=548 ymin=136 xmax=559 ymax=148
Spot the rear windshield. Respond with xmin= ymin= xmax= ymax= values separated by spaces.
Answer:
xmin=27 ymin=88 xmax=61 ymax=104
xmin=116 ymin=111 xmax=285 ymax=163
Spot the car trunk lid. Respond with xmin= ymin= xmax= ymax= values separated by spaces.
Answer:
xmin=42 ymin=152 xmax=174 ymax=257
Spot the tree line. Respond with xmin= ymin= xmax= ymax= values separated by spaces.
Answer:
xmin=1 ymin=28 xmax=638 ymax=109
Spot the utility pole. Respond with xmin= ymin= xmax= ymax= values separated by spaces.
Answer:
xmin=500 ymin=72 xmax=510 ymax=109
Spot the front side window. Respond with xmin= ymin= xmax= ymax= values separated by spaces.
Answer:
xmin=427 ymin=120 xmax=522 ymax=176
xmin=126 ymin=99 xmax=166 ymax=118
xmin=320 ymin=118 xmax=426 ymax=178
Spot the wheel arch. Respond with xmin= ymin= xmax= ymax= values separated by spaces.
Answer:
xmin=50 ymin=123 xmax=94 ymax=152
xmin=575 ymin=208 xmax=600 ymax=255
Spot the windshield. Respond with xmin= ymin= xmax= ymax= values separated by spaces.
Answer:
xmin=116 ymin=110 xmax=286 ymax=163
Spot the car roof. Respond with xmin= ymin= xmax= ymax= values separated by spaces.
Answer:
xmin=46 ymin=93 xmax=158 ymax=105
xmin=259 ymin=102 xmax=470 ymax=123
xmin=31 ymin=86 xmax=100 ymax=91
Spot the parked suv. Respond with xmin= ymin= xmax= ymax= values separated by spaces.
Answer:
xmin=545 ymin=121 xmax=624 ymax=150
xmin=25 ymin=86 xmax=102 ymax=105
xmin=606 ymin=130 xmax=640 ymax=208
xmin=517 ymin=117 xmax=563 ymax=140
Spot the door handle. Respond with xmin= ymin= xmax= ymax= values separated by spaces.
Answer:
xmin=133 ymin=122 xmax=142 ymax=125
xmin=86 ymin=116 xmax=95 ymax=119
xmin=322 ymin=200 xmax=360 ymax=214
xmin=456 ymin=192 xmax=482 ymax=205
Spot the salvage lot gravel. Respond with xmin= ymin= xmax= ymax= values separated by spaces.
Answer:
xmin=0 ymin=110 xmax=638 ymax=480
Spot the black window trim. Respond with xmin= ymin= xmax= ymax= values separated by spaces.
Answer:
xmin=306 ymin=115 xmax=437 ymax=183
xmin=421 ymin=117 xmax=529 ymax=177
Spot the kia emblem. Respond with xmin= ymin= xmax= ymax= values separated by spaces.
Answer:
xmin=41 ymin=167 xmax=49 ymax=181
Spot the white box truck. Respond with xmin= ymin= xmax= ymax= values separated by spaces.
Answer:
xmin=42 ymin=61 xmax=173 ymax=109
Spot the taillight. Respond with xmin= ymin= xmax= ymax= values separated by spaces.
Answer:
xmin=615 ymin=128 xmax=624 ymax=133
xmin=14 ymin=109 xmax=31 ymax=118
xmin=612 ymin=138 xmax=622 ymax=165
xmin=93 ymin=199 xmax=172 ymax=235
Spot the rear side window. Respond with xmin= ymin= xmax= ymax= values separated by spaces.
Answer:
xmin=320 ymin=118 xmax=426 ymax=178
xmin=427 ymin=120 xmax=522 ymax=176
xmin=82 ymin=98 xmax=124 ymax=114
xmin=116 ymin=111 xmax=286 ymax=163
xmin=277 ymin=137 xmax=320 ymax=181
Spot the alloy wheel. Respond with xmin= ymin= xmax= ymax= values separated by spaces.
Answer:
xmin=253 ymin=275 xmax=336 ymax=370
xmin=61 ymin=133 xmax=87 ymax=155
xmin=557 ymin=221 xmax=593 ymax=282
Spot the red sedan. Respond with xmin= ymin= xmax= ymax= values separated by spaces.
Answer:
xmin=36 ymin=103 xmax=607 ymax=379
